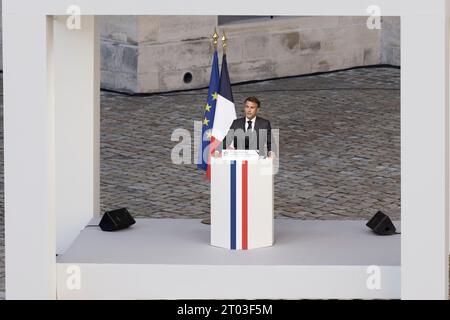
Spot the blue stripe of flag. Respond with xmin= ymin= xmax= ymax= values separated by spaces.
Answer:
xmin=218 ymin=54 xmax=234 ymax=103
xmin=230 ymin=160 xmax=236 ymax=250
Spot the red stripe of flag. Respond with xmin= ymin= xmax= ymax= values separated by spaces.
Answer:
xmin=242 ymin=160 xmax=248 ymax=250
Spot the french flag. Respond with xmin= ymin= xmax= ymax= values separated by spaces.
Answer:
xmin=209 ymin=54 xmax=237 ymax=177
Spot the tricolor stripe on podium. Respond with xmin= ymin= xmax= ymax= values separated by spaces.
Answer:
xmin=230 ymin=160 xmax=248 ymax=250
xmin=211 ymin=158 xmax=274 ymax=250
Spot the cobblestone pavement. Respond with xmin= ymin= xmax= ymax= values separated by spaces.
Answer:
xmin=100 ymin=67 xmax=400 ymax=220
xmin=0 ymin=67 xmax=400 ymax=298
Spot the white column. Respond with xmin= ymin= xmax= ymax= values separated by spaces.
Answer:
xmin=401 ymin=11 xmax=449 ymax=299
xmin=53 ymin=15 xmax=100 ymax=254
xmin=3 ymin=14 xmax=56 ymax=299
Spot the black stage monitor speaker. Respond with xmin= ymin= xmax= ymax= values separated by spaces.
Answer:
xmin=366 ymin=210 xmax=397 ymax=235
xmin=99 ymin=208 xmax=136 ymax=231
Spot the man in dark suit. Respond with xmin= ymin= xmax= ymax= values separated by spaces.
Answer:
xmin=201 ymin=97 xmax=275 ymax=225
xmin=222 ymin=96 xmax=275 ymax=158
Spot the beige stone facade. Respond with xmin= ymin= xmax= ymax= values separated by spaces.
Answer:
xmin=0 ymin=11 xmax=400 ymax=93
xmin=99 ymin=16 xmax=400 ymax=94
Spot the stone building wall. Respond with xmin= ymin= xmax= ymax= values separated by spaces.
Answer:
xmin=0 ymin=11 xmax=400 ymax=93
xmin=100 ymin=16 xmax=400 ymax=94
xmin=381 ymin=16 xmax=401 ymax=66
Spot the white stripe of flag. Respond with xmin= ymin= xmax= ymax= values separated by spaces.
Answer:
xmin=211 ymin=94 xmax=236 ymax=142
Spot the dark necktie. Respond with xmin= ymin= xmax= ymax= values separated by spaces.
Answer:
xmin=247 ymin=120 xmax=252 ymax=132
xmin=245 ymin=120 xmax=252 ymax=150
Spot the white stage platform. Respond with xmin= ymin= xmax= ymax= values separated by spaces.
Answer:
xmin=56 ymin=218 xmax=400 ymax=300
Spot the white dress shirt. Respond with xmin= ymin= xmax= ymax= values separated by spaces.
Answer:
xmin=245 ymin=117 xmax=256 ymax=132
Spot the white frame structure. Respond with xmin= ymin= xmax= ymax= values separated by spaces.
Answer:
xmin=2 ymin=0 xmax=449 ymax=299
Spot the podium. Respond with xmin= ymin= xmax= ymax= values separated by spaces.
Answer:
xmin=211 ymin=151 xmax=274 ymax=250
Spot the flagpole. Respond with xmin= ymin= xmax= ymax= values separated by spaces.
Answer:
xmin=221 ymin=31 xmax=227 ymax=54
xmin=213 ymin=28 xmax=219 ymax=50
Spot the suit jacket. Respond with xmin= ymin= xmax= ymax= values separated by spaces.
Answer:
xmin=222 ymin=116 xmax=273 ymax=156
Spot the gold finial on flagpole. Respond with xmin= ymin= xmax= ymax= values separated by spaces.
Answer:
xmin=212 ymin=28 xmax=219 ymax=49
xmin=221 ymin=31 xmax=227 ymax=53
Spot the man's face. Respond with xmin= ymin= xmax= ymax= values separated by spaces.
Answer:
xmin=245 ymin=100 xmax=259 ymax=120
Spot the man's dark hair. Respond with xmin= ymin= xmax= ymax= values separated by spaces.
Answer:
xmin=244 ymin=96 xmax=261 ymax=108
